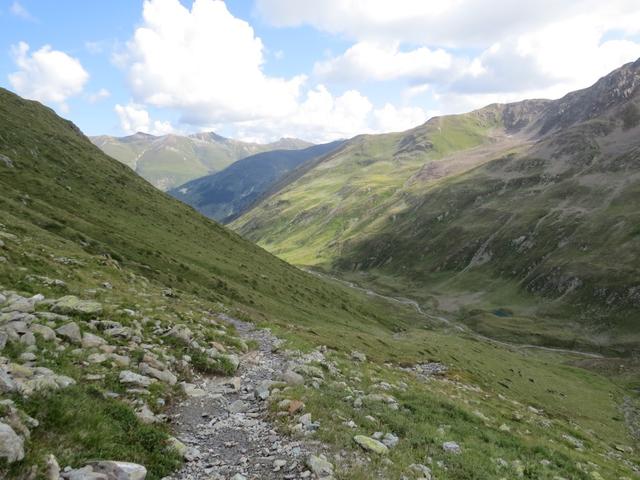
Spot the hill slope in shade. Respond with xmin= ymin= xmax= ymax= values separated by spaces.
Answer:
xmin=169 ymin=140 xmax=345 ymax=222
xmin=91 ymin=132 xmax=311 ymax=191
xmin=233 ymin=59 xmax=640 ymax=353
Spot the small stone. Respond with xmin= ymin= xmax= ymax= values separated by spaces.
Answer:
xmin=382 ymin=432 xmax=399 ymax=448
xmin=255 ymin=380 xmax=272 ymax=400
xmin=167 ymin=436 xmax=188 ymax=458
xmin=228 ymin=400 xmax=247 ymax=413
xmin=306 ymin=454 xmax=334 ymax=478
xmin=442 ymin=441 xmax=462 ymax=454
xmin=351 ymin=350 xmax=367 ymax=362
xmin=409 ymin=464 xmax=432 ymax=480
xmin=273 ymin=459 xmax=286 ymax=471
xmin=136 ymin=405 xmax=158 ymax=424
xmin=354 ymin=435 xmax=389 ymax=454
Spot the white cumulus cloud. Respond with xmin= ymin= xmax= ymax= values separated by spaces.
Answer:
xmin=120 ymin=0 xmax=304 ymax=125
xmin=314 ymin=42 xmax=452 ymax=83
xmin=258 ymin=0 xmax=640 ymax=114
xmin=8 ymin=42 xmax=89 ymax=112
xmin=115 ymin=103 xmax=175 ymax=135
xmin=116 ymin=0 xmax=426 ymax=142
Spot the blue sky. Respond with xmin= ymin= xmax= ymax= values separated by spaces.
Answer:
xmin=1 ymin=0 xmax=640 ymax=142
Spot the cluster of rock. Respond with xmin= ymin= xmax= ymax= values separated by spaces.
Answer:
xmin=0 ymin=286 xmax=248 ymax=476
xmin=166 ymin=318 xmax=340 ymax=480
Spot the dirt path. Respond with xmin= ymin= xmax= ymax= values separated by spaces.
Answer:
xmin=168 ymin=316 xmax=323 ymax=480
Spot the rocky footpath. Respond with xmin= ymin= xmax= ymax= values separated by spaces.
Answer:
xmin=168 ymin=316 xmax=336 ymax=480
xmin=0 ymin=285 xmax=250 ymax=479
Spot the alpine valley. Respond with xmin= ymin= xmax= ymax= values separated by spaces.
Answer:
xmin=0 ymin=43 xmax=639 ymax=480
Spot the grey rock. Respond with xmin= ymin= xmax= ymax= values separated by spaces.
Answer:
xmin=166 ymin=324 xmax=192 ymax=343
xmin=409 ymin=463 xmax=432 ymax=480
xmin=31 ymin=323 xmax=57 ymax=341
xmin=382 ymin=432 xmax=399 ymax=448
xmin=0 ymin=422 xmax=24 ymax=463
xmin=119 ymin=370 xmax=155 ymax=387
xmin=88 ymin=461 xmax=147 ymax=480
xmin=228 ymin=400 xmax=247 ymax=413
xmin=56 ymin=322 xmax=82 ymax=344
xmin=136 ymin=405 xmax=158 ymax=424
xmin=138 ymin=363 xmax=177 ymax=385
xmin=53 ymin=296 xmax=102 ymax=315
xmin=63 ymin=466 xmax=108 ymax=480
xmin=0 ymin=370 xmax=17 ymax=393
xmin=19 ymin=331 xmax=36 ymax=346
xmin=282 ymin=369 xmax=304 ymax=386
xmin=351 ymin=350 xmax=367 ymax=362
xmin=82 ymin=332 xmax=106 ymax=348
xmin=46 ymin=454 xmax=60 ymax=480
xmin=254 ymin=380 xmax=272 ymax=400
xmin=306 ymin=454 xmax=334 ymax=478
xmin=442 ymin=441 xmax=462 ymax=454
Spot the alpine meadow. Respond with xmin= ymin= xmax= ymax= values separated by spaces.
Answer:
xmin=0 ymin=1 xmax=639 ymax=480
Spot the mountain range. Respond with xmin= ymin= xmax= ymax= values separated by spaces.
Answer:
xmin=232 ymin=58 xmax=640 ymax=354
xmin=0 ymin=63 xmax=638 ymax=479
xmin=91 ymin=132 xmax=311 ymax=191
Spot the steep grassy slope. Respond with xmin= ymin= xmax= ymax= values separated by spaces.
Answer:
xmin=91 ymin=132 xmax=311 ymax=191
xmin=233 ymin=59 xmax=640 ymax=353
xmin=169 ymin=141 xmax=344 ymax=222
xmin=335 ymin=61 xmax=640 ymax=353
xmin=0 ymin=88 xmax=638 ymax=479
xmin=233 ymin=101 xmax=545 ymax=265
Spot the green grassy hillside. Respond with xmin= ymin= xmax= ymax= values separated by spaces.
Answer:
xmin=91 ymin=132 xmax=311 ymax=191
xmin=232 ymin=59 xmax=640 ymax=353
xmin=232 ymin=105 xmax=532 ymax=265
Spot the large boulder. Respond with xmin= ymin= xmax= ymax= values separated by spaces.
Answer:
xmin=53 ymin=296 xmax=103 ymax=316
xmin=0 ymin=422 xmax=24 ymax=463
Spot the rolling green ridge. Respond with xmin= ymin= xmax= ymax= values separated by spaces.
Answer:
xmin=169 ymin=140 xmax=344 ymax=222
xmin=233 ymin=59 xmax=640 ymax=353
xmin=91 ymin=131 xmax=311 ymax=191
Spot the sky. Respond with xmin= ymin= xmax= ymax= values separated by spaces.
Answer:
xmin=1 ymin=0 xmax=640 ymax=143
